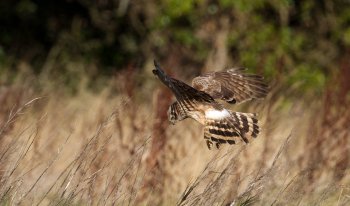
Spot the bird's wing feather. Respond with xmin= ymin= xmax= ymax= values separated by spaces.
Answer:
xmin=153 ymin=60 xmax=215 ymax=104
xmin=192 ymin=68 xmax=269 ymax=104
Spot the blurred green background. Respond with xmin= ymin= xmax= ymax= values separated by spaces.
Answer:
xmin=1 ymin=0 xmax=350 ymax=94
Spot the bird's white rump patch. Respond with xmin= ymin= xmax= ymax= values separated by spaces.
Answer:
xmin=205 ymin=109 xmax=231 ymax=120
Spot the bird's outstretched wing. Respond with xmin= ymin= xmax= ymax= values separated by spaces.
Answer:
xmin=153 ymin=60 xmax=215 ymax=104
xmin=192 ymin=68 xmax=269 ymax=104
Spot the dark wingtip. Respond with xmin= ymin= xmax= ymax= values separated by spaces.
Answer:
xmin=154 ymin=59 xmax=159 ymax=67
xmin=153 ymin=59 xmax=159 ymax=75
xmin=153 ymin=60 xmax=166 ymax=76
xmin=154 ymin=60 xmax=162 ymax=71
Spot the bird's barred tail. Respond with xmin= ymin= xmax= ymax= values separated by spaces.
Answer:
xmin=204 ymin=111 xmax=260 ymax=149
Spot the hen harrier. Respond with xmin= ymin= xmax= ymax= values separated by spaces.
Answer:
xmin=152 ymin=61 xmax=268 ymax=149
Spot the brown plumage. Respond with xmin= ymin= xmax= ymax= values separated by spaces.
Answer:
xmin=152 ymin=61 xmax=268 ymax=149
xmin=192 ymin=68 xmax=269 ymax=104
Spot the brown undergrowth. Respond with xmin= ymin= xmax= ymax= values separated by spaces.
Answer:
xmin=0 ymin=74 xmax=349 ymax=205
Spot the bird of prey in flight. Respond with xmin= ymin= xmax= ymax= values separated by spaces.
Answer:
xmin=152 ymin=61 xmax=268 ymax=149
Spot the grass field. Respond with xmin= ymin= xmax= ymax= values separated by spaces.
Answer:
xmin=0 ymin=72 xmax=349 ymax=205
